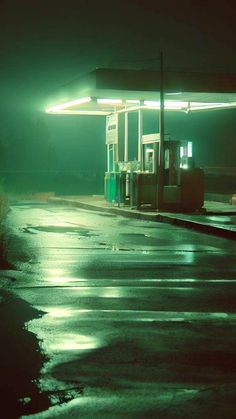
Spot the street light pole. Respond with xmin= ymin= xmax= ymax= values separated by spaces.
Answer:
xmin=157 ymin=51 xmax=165 ymax=210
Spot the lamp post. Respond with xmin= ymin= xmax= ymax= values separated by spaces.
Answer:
xmin=157 ymin=51 xmax=165 ymax=210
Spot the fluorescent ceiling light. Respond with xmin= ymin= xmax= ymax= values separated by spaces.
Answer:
xmin=47 ymin=110 xmax=109 ymax=116
xmin=190 ymin=102 xmax=233 ymax=110
xmin=144 ymin=100 xmax=236 ymax=111
xmin=144 ymin=100 xmax=188 ymax=109
xmin=46 ymin=97 xmax=92 ymax=113
xmin=166 ymin=100 xmax=188 ymax=107
xmin=144 ymin=100 xmax=159 ymax=107
xmin=166 ymin=92 xmax=182 ymax=95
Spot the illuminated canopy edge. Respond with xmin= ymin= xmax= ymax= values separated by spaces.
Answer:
xmin=45 ymin=68 xmax=236 ymax=115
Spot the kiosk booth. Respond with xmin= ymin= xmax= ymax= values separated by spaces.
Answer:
xmin=104 ymin=112 xmax=204 ymax=211
xmin=45 ymin=68 xmax=236 ymax=211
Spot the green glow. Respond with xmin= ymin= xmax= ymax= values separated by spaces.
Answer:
xmin=46 ymin=96 xmax=91 ymax=113
xmin=97 ymin=98 xmax=123 ymax=105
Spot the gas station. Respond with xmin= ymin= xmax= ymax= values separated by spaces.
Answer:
xmin=46 ymin=68 xmax=236 ymax=212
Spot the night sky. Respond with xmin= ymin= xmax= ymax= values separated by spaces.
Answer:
xmin=1 ymin=0 xmax=236 ymax=194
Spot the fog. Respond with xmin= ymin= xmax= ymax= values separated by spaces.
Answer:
xmin=1 ymin=0 xmax=236 ymax=196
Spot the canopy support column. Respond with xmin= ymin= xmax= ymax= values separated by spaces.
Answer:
xmin=157 ymin=51 xmax=165 ymax=210
xmin=138 ymin=109 xmax=143 ymax=168
xmin=124 ymin=112 xmax=128 ymax=161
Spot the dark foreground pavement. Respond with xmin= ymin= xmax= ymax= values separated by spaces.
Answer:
xmin=1 ymin=202 xmax=236 ymax=418
xmin=0 ymin=289 xmax=50 ymax=418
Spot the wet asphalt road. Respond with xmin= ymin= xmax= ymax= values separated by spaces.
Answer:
xmin=1 ymin=203 xmax=236 ymax=418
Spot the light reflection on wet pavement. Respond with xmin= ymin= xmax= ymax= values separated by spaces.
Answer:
xmin=2 ymin=203 xmax=236 ymax=418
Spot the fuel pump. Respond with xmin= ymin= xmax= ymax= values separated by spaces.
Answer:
xmin=104 ymin=114 xmax=119 ymax=202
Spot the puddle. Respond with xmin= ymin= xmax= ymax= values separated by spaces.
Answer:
xmin=111 ymin=246 xmax=132 ymax=251
xmin=99 ymin=242 xmax=132 ymax=251
xmin=22 ymin=226 xmax=97 ymax=237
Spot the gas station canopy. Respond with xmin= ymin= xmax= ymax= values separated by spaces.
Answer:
xmin=45 ymin=68 xmax=236 ymax=115
xmin=45 ymin=67 xmax=236 ymax=211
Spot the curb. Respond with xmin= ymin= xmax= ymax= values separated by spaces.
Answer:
xmin=48 ymin=197 xmax=236 ymax=241
xmin=156 ymin=214 xmax=236 ymax=240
